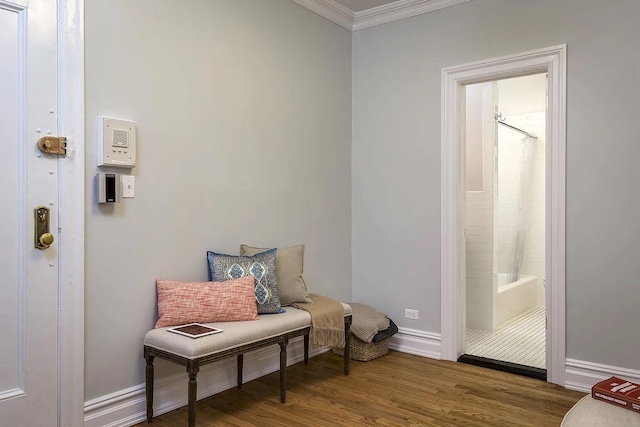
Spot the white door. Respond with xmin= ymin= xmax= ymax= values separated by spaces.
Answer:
xmin=0 ymin=0 xmax=60 ymax=425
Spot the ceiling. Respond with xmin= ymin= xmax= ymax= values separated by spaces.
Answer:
xmin=292 ymin=0 xmax=472 ymax=31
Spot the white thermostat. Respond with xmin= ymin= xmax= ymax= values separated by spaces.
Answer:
xmin=98 ymin=117 xmax=137 ymax=168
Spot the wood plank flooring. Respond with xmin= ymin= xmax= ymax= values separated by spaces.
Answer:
xmin=136 ymin=350 xmax=584 ymax=426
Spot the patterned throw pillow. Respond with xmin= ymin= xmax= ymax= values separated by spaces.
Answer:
xmin=155 ymin=276 xmax=258 ymax=328
xmin=207 ymin=248 xmax=281 ymax=314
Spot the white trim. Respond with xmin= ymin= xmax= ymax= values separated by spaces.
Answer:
xmin=15 ymin=0 xmax=27 ymax=398
xmin=388 ymin=328 xmax=441 ymax=359
xmin=545 ymin=45 xmax=567 ymax=386
xmin=440 ymin=45 xmax=567 ymax=385
xmin=0 ymin=389 xmax=26 ymax=401
xmin=353 ymin=0 xmax=472 ymax=31
xmin=290 ymin=0 xmax=355 ymax=30
xmin=565 ymin=359 xmax=640 ymax=393
xmin=291 ymin=0 xmax=472 ymax=31
xmin=84 ymin=338 xmax=324 ymax=427
xmin=57 ymin=0 xmax=85 ymax=426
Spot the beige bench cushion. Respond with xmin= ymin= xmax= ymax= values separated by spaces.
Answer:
xmin=562 ymin=396 xmax=640 ymax=426
xmin=144 ymin=304 xmax=351 ymax=360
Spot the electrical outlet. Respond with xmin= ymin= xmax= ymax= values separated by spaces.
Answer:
xmin=405 ymin=309 xmax=419 ymax=320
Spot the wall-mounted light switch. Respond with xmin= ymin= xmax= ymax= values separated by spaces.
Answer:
xmin=121 ymin=175 xmax=135 ymax=198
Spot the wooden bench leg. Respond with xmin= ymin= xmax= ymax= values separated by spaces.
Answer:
xmin=187 ymin=360 xmax=200 ymax=427
xmin=303 ymin=334 xmax=309 ymax=364
xmin=344 ymin=316 xmax=352 ymax=376
xmin=144 ymin=347 xmax=155 ymax=422
xmin=237 ymin=354 xmax=243 ymax=389
xmin=279 ymin=337 xmax=288 ymax=403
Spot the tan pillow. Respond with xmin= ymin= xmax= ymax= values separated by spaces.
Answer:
xmin=240 ymin=244 xmax=312 ymax=305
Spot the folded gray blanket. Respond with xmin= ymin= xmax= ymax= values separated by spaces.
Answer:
xmin=373 ymin=319 xmax=398 ymax=343
xmin=349 ymin=303 xmax=390 ymax=343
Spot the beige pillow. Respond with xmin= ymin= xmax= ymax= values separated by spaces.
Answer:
xmin=240 ymin=244 xmax=312 ymax=305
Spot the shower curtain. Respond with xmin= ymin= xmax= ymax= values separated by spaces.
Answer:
xmin=505 ymin=136 xmax=536 ymax=284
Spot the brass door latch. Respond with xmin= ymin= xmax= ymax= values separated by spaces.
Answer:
xmin=37 ymin=136 xmax=67 ymax=156
xmin=34 ymin=206 xmax=54 ymax=249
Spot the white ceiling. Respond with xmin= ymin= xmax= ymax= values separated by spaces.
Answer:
xmin=292 ymin=0 xmax=472 ymax=31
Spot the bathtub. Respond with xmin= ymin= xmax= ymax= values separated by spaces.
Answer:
xmin=495 ymin=274 xmax=538 ymax=329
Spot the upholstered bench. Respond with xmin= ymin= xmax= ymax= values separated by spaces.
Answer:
xmin=144 ymin=304 xmax=352 ymax=427
xmin=562 ymin=395 xmax=640 ymax=426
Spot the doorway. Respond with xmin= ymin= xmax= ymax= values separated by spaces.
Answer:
xmin=461 ymin=75 xmax=546 ymax=379
xmin=440 ymin=45 xmax=567 ymax=385
xmin=0 ymin=0 xmax=85 ymax=425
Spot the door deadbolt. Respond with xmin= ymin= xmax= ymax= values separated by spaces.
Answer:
xmin=34 ymin=206 xmax=54 ymax=249
xmin=37 ymin=136 xmax=67 ymax=156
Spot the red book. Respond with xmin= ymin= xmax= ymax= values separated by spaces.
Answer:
xmin=592 ymin=376 xmax=640 ymax=414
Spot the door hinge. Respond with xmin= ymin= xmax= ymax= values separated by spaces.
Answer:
xmin=37 ymin=136 xmax=67 ymax=156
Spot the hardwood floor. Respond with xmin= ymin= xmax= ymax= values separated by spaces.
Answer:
xmin=136 ymin=350 xmax=584 ymax=426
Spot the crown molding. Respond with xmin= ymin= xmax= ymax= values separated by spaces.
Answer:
xmin=353 ymin=0 xmax=472 ymax=31
xmin=292 ymin=0 xmax=472 ymax=31
xmin=291 ymin=0 xmax=355 ymax=31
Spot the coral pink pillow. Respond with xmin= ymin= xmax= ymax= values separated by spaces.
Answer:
xmin=155 ymin=276 xmax=258 ymax=328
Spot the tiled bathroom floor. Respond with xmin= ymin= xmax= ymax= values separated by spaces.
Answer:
xmin=465 ymin=306 xmax=545 ymax=369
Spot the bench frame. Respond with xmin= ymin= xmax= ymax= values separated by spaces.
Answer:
xmin=144 ymin=315 xmax=352 ymax=427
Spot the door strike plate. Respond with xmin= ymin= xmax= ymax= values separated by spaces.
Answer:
xmin=37 ymin=136 xmax=67 ymax=156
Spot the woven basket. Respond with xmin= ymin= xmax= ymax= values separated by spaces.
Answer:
xmin=332 ymin=333 xmax=389 ymax=362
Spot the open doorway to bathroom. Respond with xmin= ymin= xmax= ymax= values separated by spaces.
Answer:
xmin=460 ymin=74 xmax=546 ymax=379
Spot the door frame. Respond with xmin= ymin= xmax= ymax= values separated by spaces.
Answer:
xmin=440 ymin=45 xmax=567 ymax=385
xmin=57 ymin=0 xmax=85 ymax=425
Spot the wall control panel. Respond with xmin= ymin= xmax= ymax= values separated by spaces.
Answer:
xmin=98 ymin=117 xmax=137 ymax=168
xmin=97 ymin=172 xmax=121 ymax=203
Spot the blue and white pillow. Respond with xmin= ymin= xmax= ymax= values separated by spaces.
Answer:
xmin=207 ymin=248 xmax=281 ymax=314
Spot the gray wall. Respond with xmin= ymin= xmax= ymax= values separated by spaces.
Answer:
xmin=85 ymin=0 xmax=352 ymax=401
xmin=352 ymin=0 xmax=640 ymax=370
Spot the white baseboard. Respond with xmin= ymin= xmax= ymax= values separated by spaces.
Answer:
xmin=388 ymin=327 xmax=441 ymax=359
xmin=84 ymin=337 xmax=323 ymax=427
xmin=565 ymin=358 xmax=640 ymax=393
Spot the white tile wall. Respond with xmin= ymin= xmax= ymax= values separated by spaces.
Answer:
xmin=465 ymin=82 xmax=494 ymax=332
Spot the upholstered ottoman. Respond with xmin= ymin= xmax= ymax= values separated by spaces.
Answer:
xmin=562 ymin=396 xmax=640 ymax=426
